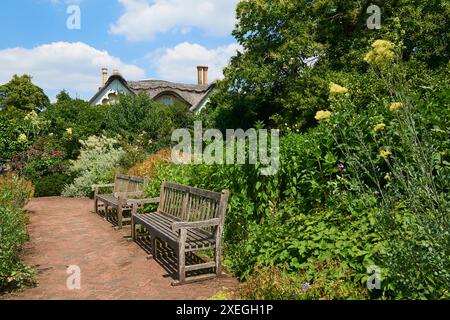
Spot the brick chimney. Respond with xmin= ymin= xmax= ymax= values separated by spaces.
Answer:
xmin=203 ymin=66 xmax=209 ymax=85
xmin=197 ymin=66 xmax=203 ymax=85
xmin=101 ymin=67 xmax=108 ymax=87
xmin=197 ymin=66 xmax=209 ymax=85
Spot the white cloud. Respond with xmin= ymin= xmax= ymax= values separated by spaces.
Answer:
xmin=0 ymin=42 xmax=145 ymax=100
xmin=148 ymin=42 xmax=241 ymax=83
xmin=110 ymin=0 xmax=239 ymax=41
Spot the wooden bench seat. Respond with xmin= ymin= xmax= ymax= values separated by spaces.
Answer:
xmin=133 ymin=212 xmax=217 ymax=250
xmin=129 ymin=181 xmax=229 ymax=285
xmin=96 ymin=194 xmax=122 ymax=206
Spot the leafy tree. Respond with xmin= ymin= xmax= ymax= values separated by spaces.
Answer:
xmin=42 ymin=91 xmax=108 ymax=159
xmin=55 ymin=90 xmax=72 ymax=103
xmin=105 ymin=93 xmax=194 ymax=153
xmin=207 ymin=0 xmax=449 ymax=130
xmin=0 ymin=114 xmax=29 ymax=159
xmin=0 ymin=75 xmax=50 ymax=116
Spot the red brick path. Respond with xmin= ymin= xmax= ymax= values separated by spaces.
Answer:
xmin=3 ymin=197 xmax=237 ymax=300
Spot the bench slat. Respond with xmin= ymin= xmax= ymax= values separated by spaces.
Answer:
xmin=163 ymin=182 xmax=222 ymax=201
xmin=134 ymin=212 xmax=215 ymax=249
xmin=96 ymin=194 xmax=119 ymax=206
xmin=155 ymin=211 xmax=215 ymax=242
xmin=185 ymin=262 xmax=216 ymax=272
xmin=116 ymin=174 xmax=147 ymax=184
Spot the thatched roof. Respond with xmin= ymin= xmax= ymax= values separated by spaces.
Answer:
xmin=90 ymin=74 xmax=215 ymax=111
xmin=128 ymin=80 xmax=215 ymax=110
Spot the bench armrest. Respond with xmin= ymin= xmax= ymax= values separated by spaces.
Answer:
xmin=172 ymin=218 xmax=220 ymax=231
xmin=92 ymin=183 xmax=115 ymax=190
xmin=127 ymin=197 xmax=160 ymax=207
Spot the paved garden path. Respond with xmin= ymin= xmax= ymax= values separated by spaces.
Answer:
xmin=3 ymin=197 xmax=237 ymax=300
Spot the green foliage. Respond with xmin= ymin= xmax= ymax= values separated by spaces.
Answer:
xmin=142 ymin=132 xmax=378 ymax=287
xmin=62 ymin=136 xmax=125 ymax=197
xmin=239 ymin=260 xmax=368 ymax=300
xmin=105 ymin=94 xmax=194 ymax=153
xmin=0 ymin=174 xmax=34 ymax=208
xmin=11 ymin=146 xmax=66 ymax=181
xmin=0 ymin=75 xmax=50 ymax=115
xmin=42 ymin=91 xmax=109 ymax=159
xmin=0 ymin=175 xmax=36 ymax=292
xmin=34 ymin=173 xmax=74 ymax=198
xmin=207 ymin=0 xmax=449 ymax=130
xmin=142 ymin=67 xmax=448 ymax=299
xmin=208 ymin=288 xmax=236 ymax=300
xmin=0 ymin=114 xmax=29 ymax=159
xmin=0 ymin=206 xmax=37 ymax=292
xmin=9 ymin=141 xmax=70 ymax=197
xmin=323 ymin=55 xmax=450 ymax=299
xmin=190 ymin=1 xmax=450 ymax=299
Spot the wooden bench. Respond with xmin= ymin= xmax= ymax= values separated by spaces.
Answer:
xmin=93 ymin=174 xmax=149 ymax=229
xmin=129 ymin=181 xmax=229 ymax=285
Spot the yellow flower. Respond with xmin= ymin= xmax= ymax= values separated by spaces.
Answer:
xmin=389 ymin=102 xmax=403 ymax=112
xmin=329 ymin=83 xmax=349 ymax=95
xmin=364 ymin=39 xmax=396 ymax=65
xmin=66 ymin=128 xmax=73 ymax=135
xmin=384 ymin=173 xmax=392 ymax=181
xmin=18 ymin=133 xmax=28 ymax=143
xmin=315 ymin=110 xmax=332 ymax=122
xmin=24 ymin=111 xmax=38 ymax=121
xmin=373 ymin=123 xmax=386 ymax=132
xmin=372 ymin=40 xmax=395 ymax=51
xmin=380 ymin=149 xmax=391 ymax=159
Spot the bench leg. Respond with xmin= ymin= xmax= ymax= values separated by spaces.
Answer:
xmin=151 ymin=237 xmax=157 ymax=260
xmin=176 ymin=230 xmax=187 ymax=285
xmin=94 ymin=198 xmax=98 ymax=214
xmin=104 ymin=205 xmax=109 ymax=220
xmin=131 ymin=215 xmax=136 ymax=241
xmin=215 ymin=245 xmax=222 ymax=276
xmin=117 ymin=207 xmax=123 ymax=229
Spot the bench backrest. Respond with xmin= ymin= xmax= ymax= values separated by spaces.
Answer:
xmin=113 ymin=174 xmax=149 ymax=193
xmin=158 ymin=181 xmax=229 ymax=236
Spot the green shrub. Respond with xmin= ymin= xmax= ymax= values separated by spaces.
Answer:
xmin=34 ymin=173 xmax=74 ymax=197
xmin=0 ymin=206 xmax=37 ymax=292
xmin=62 ymin=136 xmax=125 ymax=197
xmin=0 ymin=114 xmax=30 ymax=159
xmin=239 ymin=259 xmax=368 ymax=300
xmin=0 ymin=175 xmax=36 ymax=292
xmin=0 ymin=174 xmax=34 ymax=207
xmin=11 ymin=146 xmax=67 ymax=181
xmin=9 ymin=142 xmax=69 ymax=197
xmin=105 ymin=94 xmax=194 ymax=153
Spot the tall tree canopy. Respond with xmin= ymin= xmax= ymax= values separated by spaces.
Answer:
xmin=207 ymin=0 xmax=450 ymax=130
xmin=0 ymin=75 xmax=50 ymax=116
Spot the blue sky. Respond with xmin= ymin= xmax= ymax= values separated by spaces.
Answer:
xmin=0 ymin=0 xmax=240 ymax=100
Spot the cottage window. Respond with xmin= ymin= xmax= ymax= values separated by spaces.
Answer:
xmin=161 ymin=95 xmax=174 ymax=106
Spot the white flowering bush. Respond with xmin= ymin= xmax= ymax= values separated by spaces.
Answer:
xmin=24 ymin=111 xmax=50 ymax=137
xmin=62 ymin=136 xmax=125 ymax=197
